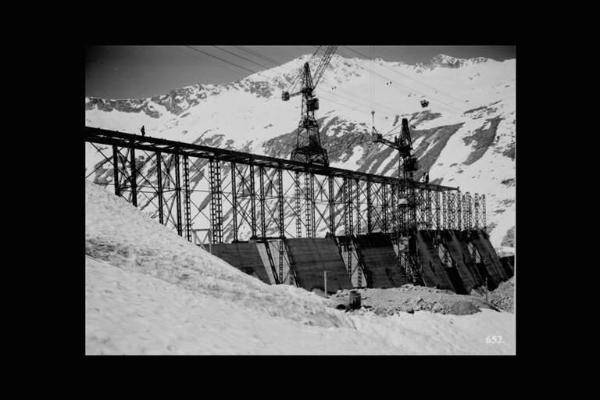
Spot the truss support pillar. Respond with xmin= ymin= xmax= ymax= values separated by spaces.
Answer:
xmin=277 ymin=168 xmax=285 ymax=282
xmin=456 ymin=192 xmax=463 ymax=231
xmin=366 ymin=180 xmax=372 ymax=234
xmin=278 ymin=168 xmax=284 ymax=239
xmin=112 ymin=145 xmax=120 ymax=197
xmin=355 ymin=179 xmax=361 ymax=235
xmin=442 ymin=191 xmax=447 ymax=231
xmin=183 ymin=155 xmax=192 ymax=241
xmin=482 ymin=194 xmax=486 ymax=232
xmin=390 ymin=184 xmax=396 ymax=234
xmin=435 ymin=191 xmax=441 ymax=231
xmin=382 ymin=184 xmax=388 ymax=232
xmin=295 ymin=171 xmax=301 ymax=238
xmin=231 ymin=162 xmax=239 ymax=242
xmin=209 ymin=159 xmax=223 ymax=243
xmin=250 ymin=165 xmax=257 ymax=239
xmin=259 ymin=166 xmax=266 ymax=239
xmin=328 ymin=175 xmax=335 ymax=235
xmin=465 ymin=192 xmax=472 ymax=231
xmin=426 ymin=189 xmax=432 ymax=230
xmin=129 ymin=142 xmax=137 ymax=207
xmin=156 ymin=151 xmax=164 ymax=225
xmin=474 ymin=193 xmax=480 ymax=230
xmin=174 ymin=153 xmax=183 ymax=237
xmin=447 ymin=191 xmax=455 ymax=230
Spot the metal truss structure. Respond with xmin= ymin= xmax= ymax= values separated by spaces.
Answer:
xmin=85 ymin=127 xmax=489 ymax=279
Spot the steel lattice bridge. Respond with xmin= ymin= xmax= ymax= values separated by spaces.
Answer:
xmin=85 ymin=127 xmax=507 ymax=292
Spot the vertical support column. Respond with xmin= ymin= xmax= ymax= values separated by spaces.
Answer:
xmin=474 ymin=193 xmax=480 ymax=230
xmin=398 ymin=179 xmax=405 ymax=234
xmin=156 ymin=151 xmax=164 ymax=225
xmin=174 ymin=153 xmax=183 ymax=237
xmin=183 ymin=155 xmax=192 ymax=241
xmin=366 ymin=180 xmax=372 ymax=234
xmin=231 ymin=162 xmax=238 ymax=242
xmin=328 ymin=175 xmax=335 ymax=235
xmin=426 ymin=189 xmax=432 ymax=230
xmin=344 ymin=178 xmax=355 ymax=282
xmin=418 ymin=188 xmax=427 ymax=230
xmin=462 ymin=193 xmax=467 ymax=230
xmin=482 ymin=194 xmax=486 ymax=232
xmin=304 ymin=172 xmax=311 ymax=237
xmin=456 ymin=192 xmax=463 ymax=231
xmin=277 ymin=168 xmax=284 ymax=239
xmin=129 ymin=143 xmax=137 ymax=207
xmin=434 ymin=191 xmax=441 ymax=231
xmin=447 ymin=192 xmax=455 ymax=230
xmin=250 ymin=164 xmax=257 ymax=239
xmin=347 ymin=179 xmax=360 ymax=286
xmin=355 ymin=179 xmax=361 ymax=235
xmin=414 ymin=188 xmax=420 ymax=230
xmin=343 ymin=178 xmax=349 ymax=239
xmin=259 ymin=166 xmax=266 ymax=239
xmin=382 ymin=184 xmax=388 ymax=232
xmin=390 ymin=183 xmax=397 ymax=234
xmin=112 ymin=145 xmax=120 ymax=197
xmin=347 ymin=179 xmax=354 ymax=237
xmin=310 ymin=173 xmax=316 ymax=237
xmin=465 ymin=192 xmax=472 ymax=231
xmin=209 ymin=158 xmax=223 ymax=243
xmin=277 ymin=168 xmax=285 ymax=282
xmin=295 ymin=171 xmax=301 ymax=238
xmin=441 ymin=191 xmax=447 ymax=230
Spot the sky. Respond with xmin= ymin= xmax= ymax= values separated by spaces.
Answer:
xmin=85 ymin=46 xmax=516 ymax=99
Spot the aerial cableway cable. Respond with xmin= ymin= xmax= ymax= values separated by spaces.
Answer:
xmin=183 ymin=46 xmax=368 ymax=118
xmin=181 ymin=46 xmax=377 ymax=119
xmin=339 ymin=46 xmax=464 ymax=115
xmin=185 ymin=46 xmax=462 ymax=117
xmin=212 ymin=46 xmax=272 ymax=71
xmin=232 ymin=46 xmax=281 ymax=66
xmin=221 ymin=45 xmax=398 ymax=119
xmin=319 ymin=74 xmax=401 ymax=116
xmin=184 ymin=46 xmax=263 ymax=77
xmin=202 ymin=45 xmax=378 ymax=118
xmin=344 ymin=46 xmax=468 ymax=106
xmin=338 ymin=46 xmax=465 ymax=115
xmin=340 ymin=46 xmax=456 ymax=107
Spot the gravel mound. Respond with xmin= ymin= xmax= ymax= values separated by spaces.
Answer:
xmin=487 ymin=277 xmax=515 ymax=313
xmin=330 ymin=285 xmax=500 ymax=316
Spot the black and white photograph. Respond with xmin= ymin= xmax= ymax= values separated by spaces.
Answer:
xmin=84 ymin=45 xmax=516 ymax=355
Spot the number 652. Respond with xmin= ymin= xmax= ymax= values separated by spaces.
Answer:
xmin=485 ymin=335 xmax=503 ymax=344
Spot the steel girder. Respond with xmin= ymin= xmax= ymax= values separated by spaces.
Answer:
xmin=85 ymin=130 xmax=494 ymax=248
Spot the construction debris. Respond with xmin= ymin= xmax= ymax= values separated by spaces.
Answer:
xmin=486 ymin=276 xmax=515 ymax=313
xmin=329 ymin=284 xmax=501 ymax=316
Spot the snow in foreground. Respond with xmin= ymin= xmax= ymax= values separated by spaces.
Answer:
xmin=85 ymin=181 xmax=515 ymax=355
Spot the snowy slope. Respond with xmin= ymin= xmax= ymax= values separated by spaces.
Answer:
xmin=85 ymin=181 xmax=515 ymax=355
xmin=85 ymin=53 xmax=515 ymax=250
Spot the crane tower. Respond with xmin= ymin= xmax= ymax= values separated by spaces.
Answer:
xmin=282 ymin=46 xmax=337 ymax=166
xmin=372 ymin=114 xmax=423 ymax=284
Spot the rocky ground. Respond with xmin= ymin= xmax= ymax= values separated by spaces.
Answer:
xmin=329 ymin=278 xmax=515 ymax=316
xmin=485 ymin=277 xmax=515 ymax=313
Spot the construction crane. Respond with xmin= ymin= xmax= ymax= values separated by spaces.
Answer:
xmin=371 ymin=112 xmax=423 ymax=285
xmin=282 ymin=46 xmax=337 ymax=166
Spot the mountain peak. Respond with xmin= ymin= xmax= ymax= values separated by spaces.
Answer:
xmin=430 ymin=54 xmax=464 ymax=68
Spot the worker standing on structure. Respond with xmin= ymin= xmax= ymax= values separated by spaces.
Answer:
xmin=140 ymin=125 xmax=146 ymax=137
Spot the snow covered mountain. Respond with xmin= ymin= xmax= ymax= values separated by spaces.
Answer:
xmin=85 ymin=53 xmax=516 ymax=250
